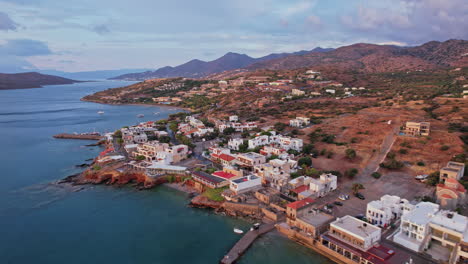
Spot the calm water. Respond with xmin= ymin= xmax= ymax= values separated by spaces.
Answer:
xmin=0 ymin=81 xmax=332 ymax=264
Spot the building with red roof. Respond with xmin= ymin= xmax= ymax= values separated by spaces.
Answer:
xmin=436 ymin=178 xmax=466 ymax=210
xmin=212 ymin=171 xmax=238 ymax=180
xmin=286 ymin=197 xmax=315 ymax=220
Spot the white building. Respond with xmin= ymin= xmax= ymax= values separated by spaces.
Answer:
xmin=309 ymin=173 xmax=337 ymax=198
xmin=289 ymin=117 xmax=310 ymax=127
xmin=236 ymin=152 xmax=266 ymax=167
xmin=277 ymin=136 xmax=303 ymax=151
xmin=228 ymin=138 xmax=244 ymax=151
xmin=291 ymin=89 xmax=305 ymax=96
xmin=426 ymin=211 xmax=468 ymax=263
xmin=254 ymin=159 xmax=296 ymax=190
xmin=329 ymin=215 xmax=382 ymax=251
xmin=229 ymin=175 xmax=262 ymax=194
xmin=366 ymin=195 xmax=413 ymax=228
xmin=248 ymin=135 xmax=270 ymax=149
xmin=325 ymin=89 xmax=335 ymax=94
xmin=229 ymin=115 xmax=239 ymax=122
xmin=393 ymin=202 xmax=440 ymax=252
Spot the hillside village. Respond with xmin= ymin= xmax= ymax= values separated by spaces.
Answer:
xmin=78 ymin=53 xmax=468 ymax=264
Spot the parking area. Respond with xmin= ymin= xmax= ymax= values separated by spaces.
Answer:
xmin=311 ymin=170 xmax=434 ymax=218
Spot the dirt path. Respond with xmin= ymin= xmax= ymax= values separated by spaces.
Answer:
xmin=358 ymin=118 xmax=400 ymax=178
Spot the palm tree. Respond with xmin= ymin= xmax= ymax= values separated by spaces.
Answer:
xmin=352 ymin=183 xmax=364 ymax=194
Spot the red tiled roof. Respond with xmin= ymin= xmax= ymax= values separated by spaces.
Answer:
xmin=291 ymin=185 xmax=309 ymax=194
xmin=212 ymin=171 xmax=236 ymax=180
xmin=287 ymin=198 xmax=314 ymax=209
xmin=441 ymin=194 xmax=455 ymax=199
xmin=219 ymin=153 xmax=235 ymax=162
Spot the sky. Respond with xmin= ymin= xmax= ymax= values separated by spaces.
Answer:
xmin=0 ymin=0 xmax=467 ymax=72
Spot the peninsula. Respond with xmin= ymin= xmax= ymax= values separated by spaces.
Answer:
xmin=0 ymin=72 xmax=80 ymax=90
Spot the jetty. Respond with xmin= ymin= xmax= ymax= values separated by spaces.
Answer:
xmin=221 ymin=222 xmax=275 ymax=264
xmin=53 ymin=133 xmax=104 ymax=140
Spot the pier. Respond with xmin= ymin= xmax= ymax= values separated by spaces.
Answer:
xmin=53 ymin=133 xmax=104 ymax=140
xmin=221 ymin=222 xmax=275 ymax=264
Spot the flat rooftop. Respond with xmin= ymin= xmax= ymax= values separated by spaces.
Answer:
xmin=402 ymin=202 xmax=439 ymax=225
xmin=430 ymin=210 xmax=467 ymax=234
xmin=300 ymin=211 xmax=335 ymax=227
xmin=238 ymin=152 xmax=264 ymax=159
xmin=331 ymin=215 xmax=381 ymax=238
xmin=232 ymin=175 xmax=259 ymax=184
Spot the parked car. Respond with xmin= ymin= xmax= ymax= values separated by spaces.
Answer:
xmin=355 ymin=192 xmax=365 ymax=200
xmin=415 ymin=174 xmax=428 ymax=182
xmin=338 ymin=194 xmax=350 ymax=201
xmin=334 ymin=201 xmax=343 ymax=206
xmin=355 ymin=214 xmax=366 ymax=221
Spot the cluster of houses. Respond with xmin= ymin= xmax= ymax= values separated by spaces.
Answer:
xmin=178 ymin=116 xmax=214 ymax=138
xmin=101 ymin=121 xmax=191 ymax=176
xmin=186 ymin=128 xmax=341 ymax=204
xmin=217 ymin=115 xmax=258 ymax=133
xmin=228 ymin=131 xmax=304 ymax=152
xmin=119 ymin=121 xmax=169 ymax=145
xmin=279 ymin=191 xmax=467 ymax=264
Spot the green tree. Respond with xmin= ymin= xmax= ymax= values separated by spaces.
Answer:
xmin=223 ymin=127 xmax=236 ymax=135
xmin=302 ymin=144 xmax=314 ymax=154
xmin=135 ymin=155 xmax=146 ymax=161
xmin=371 ymin=172 xmax=381 ymax=179
xmin=298 ymin=157 xmax=312 ymax=167
xmin=113 ymin=129 xmax=122 ymax=138
xmin=158 ymin=135 xmax=171 ymax=143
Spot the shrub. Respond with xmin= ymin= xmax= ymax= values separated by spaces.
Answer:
xmin=345 ymin=148 xmax=357 ymax=159
xmin=440 ymin=145 xmax=450 ymax=151
xmin=399 ymin=148 xmax=408 ymax=154
xmin=417 ymin=161 xmax=425 ymax=166
xmin=371 ymin=172 xmax=381 ymax=179
xmin=345 ymin=168 xmax=359 ymax=178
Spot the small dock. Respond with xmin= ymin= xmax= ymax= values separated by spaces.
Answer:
xmin=53 ymin=133 xmax=103 ymax=140
xmin=221 ymin=222 xmax=275 ymax=264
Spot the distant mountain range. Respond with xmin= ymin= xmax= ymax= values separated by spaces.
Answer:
xmin=38 ymin=69 xmax=151 ymax=81
xmin=0 ymin=72 xmax=79 ymax=90
xmin=246 ymin=39 xmax=468 ymax=73
xmin=110 ymin=47 xmax=334 ymax=80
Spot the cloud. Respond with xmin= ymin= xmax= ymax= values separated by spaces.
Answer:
xmin=340 ymin=0 xmax=468 ymax=43
xmin=0 ymin=39 xmax=52 ymax=56
xmin=305 ymin=15 xmax=321 ymax=27
xmin=0 ymin=12 xmax=18 ymax=31
xmin=92 ymin=24 xmax=111 ymax=35
xmin=0 ymin=55 xmax=35 ymax=73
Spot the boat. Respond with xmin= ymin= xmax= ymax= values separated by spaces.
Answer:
xmin=153 ymin=112 xmax=160 ymax=115
xmin=137 ymin=114 xmax=144 ymax=118
xmin=233 ymin=228 xmax=243 ymax=234
xmin=97 ymin=111 xmax=104 ymax=114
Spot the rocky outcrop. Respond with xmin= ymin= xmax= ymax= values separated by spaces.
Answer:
xmin=189 ymin=195 xmax=223 ymax=209
xmin=60 ymin=168 xmax=165 ymax=190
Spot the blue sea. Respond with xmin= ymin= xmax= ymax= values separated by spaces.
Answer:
xmin=0 ymin=80 xmax=332 ymax=264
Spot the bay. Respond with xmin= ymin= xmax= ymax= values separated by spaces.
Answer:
xmin=0 ymin=80 xmax=332 ymax=264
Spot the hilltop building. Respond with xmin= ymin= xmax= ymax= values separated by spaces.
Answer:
xmin=402 ymin=121 xmax=430 ymax=136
